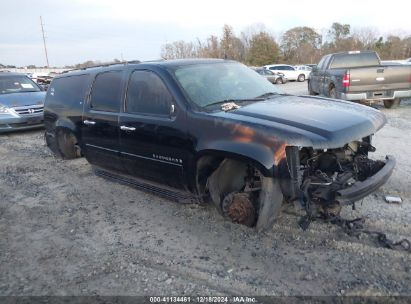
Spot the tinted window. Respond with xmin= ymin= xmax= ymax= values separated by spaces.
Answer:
xmin=317 ymin=56 xmax=328 ymax=70
xmin=90 ymin=71 xmax=122 ymax=112
xmin=126 ymin=70 xmax=173 ymax=116
xmin=323 ymin=56 xmax=333 ymax=70
xmin=284 ymin=66 xmax=295 ymax=70
xmin=330 ymin=52 xmax=380 ymax=69
xmin=270 ymin=66 xmax=281 ymax=70
xmin=47 ymin=74 xmax=89 ymax=107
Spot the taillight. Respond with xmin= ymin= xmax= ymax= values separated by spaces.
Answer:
xmin=343 ymin=73 xmax=350 ymax=87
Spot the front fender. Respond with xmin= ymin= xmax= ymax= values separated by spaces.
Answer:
xmin=196 ymin=140 xmax=287 ymax=177
xmin=55 ymin=118 xmax=77 ymax=133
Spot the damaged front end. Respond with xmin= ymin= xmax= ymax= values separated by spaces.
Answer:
xmin=282 ymin=137 xmax=395 ymax=226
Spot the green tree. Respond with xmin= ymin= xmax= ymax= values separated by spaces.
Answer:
xmin=246 ymin=31 xmax=280 ymax=66
xmin=328 ymin=22 xmax=351 ymax=43
xmin=281 ymin=26 xmax=322 ymax=64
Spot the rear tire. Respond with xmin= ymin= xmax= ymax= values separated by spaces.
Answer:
xmin=275 ymin=78 xmax=282 ymax=84
xmin=383 ymin=99 xmax=401 ymax=109
xmin=57 ymin=130 xmax=81 ymax=159
xmin=329 ymin=86 xmax=337 ymax=99
xmin=297 ymin=74 xmax=305 ymax=82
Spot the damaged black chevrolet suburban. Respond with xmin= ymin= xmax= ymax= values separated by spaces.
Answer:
xmin=44 ymin=59 xmax=395 ymax=231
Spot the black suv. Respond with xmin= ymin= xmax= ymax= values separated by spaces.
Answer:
xmin=44 ymin=59 xmax=395 ymax=231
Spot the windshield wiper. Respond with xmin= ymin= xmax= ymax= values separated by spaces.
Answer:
xmin=204 ymin=98 xmax=265 ymax=108
xmin=255 ymin=92 xmax=279 ymax=99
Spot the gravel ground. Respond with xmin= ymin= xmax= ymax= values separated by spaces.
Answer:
xmin=0 ymin=81 xmax=410 ymax=296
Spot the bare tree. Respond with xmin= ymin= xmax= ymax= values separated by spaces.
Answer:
xmin=161 ymin=41 xmax=197 ymax=59
xmin=352 ymin=27 xmax=379 ymax=49
xmin=220 ymin=24 xmax=245 ymax=61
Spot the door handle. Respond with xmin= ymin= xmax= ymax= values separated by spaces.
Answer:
xmin=120 ymin=125 xmax=136 ymax=131
xmin=83 ymin=120 xmax=96 ymax=125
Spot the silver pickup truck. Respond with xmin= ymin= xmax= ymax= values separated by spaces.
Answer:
xmin=308 ymin=51 xmax=411 ymax=108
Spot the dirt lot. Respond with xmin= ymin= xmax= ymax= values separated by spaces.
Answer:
xmin=1 ymin=82 xmax=410 ymax=296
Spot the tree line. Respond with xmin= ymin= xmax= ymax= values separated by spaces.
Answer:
xmin=161 ymin=23 xmax=411 ymax=66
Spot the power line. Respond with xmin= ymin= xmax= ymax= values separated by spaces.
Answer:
xmin=40 ymin=16 xmax=49 ymax=67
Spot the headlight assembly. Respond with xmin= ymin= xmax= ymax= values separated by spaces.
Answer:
xmin=0 ymin=104 xmax=11 ymax=114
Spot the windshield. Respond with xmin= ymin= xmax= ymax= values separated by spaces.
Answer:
xmin=0 ymin=75 xmax=41 ymax=95
xmin=174 ymin=62 xmax=280 ymax=108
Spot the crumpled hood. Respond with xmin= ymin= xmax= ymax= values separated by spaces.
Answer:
xmin=0 ymin=91 xmax=46 ymax=107
xmin=215 ymin=95 xmax=387 ymax=149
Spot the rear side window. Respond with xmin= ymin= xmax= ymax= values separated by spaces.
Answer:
xmin=271 ymin=66 xmax=282 ymax=70
xmin=330 ymin=53 xmax=380 ymax=69
xmin=47 ymin=74 xmax=89 ymax=107
xmin=126 ymin=70 xmax=173 ymax=116
xmin=90 ymin=71 xmax=123 ymax=112
xmin=317 ymin=56 xmax=326 ymax=70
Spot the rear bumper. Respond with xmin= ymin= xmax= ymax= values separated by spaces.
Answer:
xmin=336 ymin=155 xmax=395 ymax=205
xmin=0 ymin=115 xmax=44 ymax=133
xmin=339 ymin=90 xmax=411 ymax=101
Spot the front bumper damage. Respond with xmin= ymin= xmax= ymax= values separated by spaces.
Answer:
xmin=283 ymin=143 xmax=396 ymax=218
xmin=336 ymin=155 xmax=395 ymax=205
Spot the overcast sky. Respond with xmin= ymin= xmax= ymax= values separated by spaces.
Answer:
xmin=1 ymin=0 xmax=410 ymax=67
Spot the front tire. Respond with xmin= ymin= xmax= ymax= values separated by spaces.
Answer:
xmin=298 ymin=74 xmax=305 ymax=82
xmin=383 ymin=99 xmax=401 ymax=109
xmin=275 ymin=78 xmax=282 ymax=84
xmin=308 ymin=81 xmax=317 ymax=95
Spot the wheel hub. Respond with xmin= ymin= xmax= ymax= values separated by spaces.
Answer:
xmin=222 ymin=192 xmax=256 ymax=227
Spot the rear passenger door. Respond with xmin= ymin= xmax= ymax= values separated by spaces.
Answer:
xmin=81 ymin=69 xmax=125 ymax=172
xmin=119 ymin=69 xmax=187 ymax=189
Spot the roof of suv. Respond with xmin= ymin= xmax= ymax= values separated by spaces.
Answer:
xmin=58 ymin=58 xmax=231 ymax=78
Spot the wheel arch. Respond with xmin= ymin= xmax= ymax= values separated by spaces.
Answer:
xmin=193 ymin=148 xmax=285 ymax=231
xmin=47 ymin=119 xmax=82 ymax=159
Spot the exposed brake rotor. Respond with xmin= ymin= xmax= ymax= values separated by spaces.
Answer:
xmin=222 ymin=192 xmax=256 ymax=227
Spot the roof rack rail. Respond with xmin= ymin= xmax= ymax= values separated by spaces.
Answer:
xmin=62 ymin=60 xmax=141 ymax=73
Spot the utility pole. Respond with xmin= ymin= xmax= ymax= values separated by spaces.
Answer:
xmin=40 ymin=16 xmax=49 ymax=67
